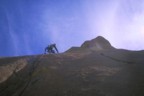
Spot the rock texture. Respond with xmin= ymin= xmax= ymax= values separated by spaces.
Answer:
xmin=0 ymin=36 xmax=144 ymax=96
xmin=66 ymin=36 xmax=115 ymax=53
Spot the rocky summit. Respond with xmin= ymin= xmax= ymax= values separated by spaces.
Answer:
xmin=0 ymin=36 xmax=144 ymax=96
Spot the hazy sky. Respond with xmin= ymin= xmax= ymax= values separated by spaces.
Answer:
xmin=0 ymin=0 xmax=144 ymax=56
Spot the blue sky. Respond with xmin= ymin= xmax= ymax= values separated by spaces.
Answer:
xmin=0 ymin=0 xmax=144 ymax=57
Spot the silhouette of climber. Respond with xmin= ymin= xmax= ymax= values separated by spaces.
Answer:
xmin=45 ymin=44 xmax=59 ymax=54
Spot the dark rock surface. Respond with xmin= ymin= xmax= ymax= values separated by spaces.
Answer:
xmin=0 ymin=36 xmax=144 ymax=96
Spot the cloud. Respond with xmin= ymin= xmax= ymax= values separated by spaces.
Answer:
xmin=82 ymin=0 xmax=144 ymax=50
xmin=112 ymin=0 xmax=144 ymax=50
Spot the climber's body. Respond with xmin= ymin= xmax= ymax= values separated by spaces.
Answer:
xmin=45 ymin=44 xmax=59 ymax=54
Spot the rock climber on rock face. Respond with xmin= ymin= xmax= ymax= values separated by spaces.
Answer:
xmin=45 ymin=44 xmax=59 ymax=54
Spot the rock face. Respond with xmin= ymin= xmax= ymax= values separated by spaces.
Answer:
xmin=0 ymin=36 xmax=144 ymax=96
xmin=81 ymin=36 xmax=114 ymax=49
xmin=66 ymin=36 xmax=115 ymax=53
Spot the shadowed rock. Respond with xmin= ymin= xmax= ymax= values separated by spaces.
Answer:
xmin=66 ymin=36 xmax=115 ymax=53
xmin=81 ymin=36 xmax=114 ymax=49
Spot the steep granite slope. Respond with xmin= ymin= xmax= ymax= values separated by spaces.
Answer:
xmin=0 ymin=36 xmax=144 ymax=96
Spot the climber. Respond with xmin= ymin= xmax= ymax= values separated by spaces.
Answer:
xmin=45 ymin=44 xmax=59 ymax=54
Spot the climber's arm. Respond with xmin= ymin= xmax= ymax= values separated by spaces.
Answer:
xmin=54 ymin=45 xmax=59 ymax=53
